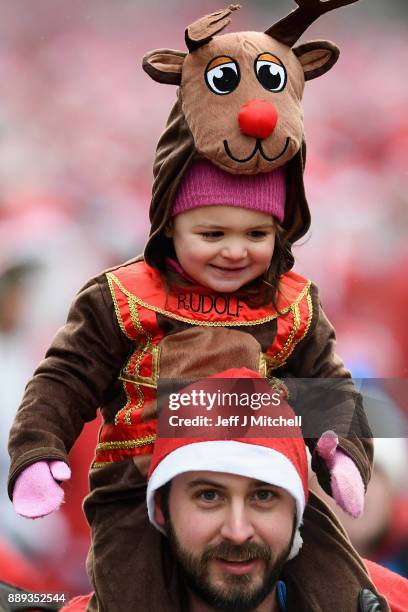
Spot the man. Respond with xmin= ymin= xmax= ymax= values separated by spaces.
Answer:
xmin=57 ymin=374 xmax=407 ymax=612
xmin=145 ymin=429 xmax=408 ymax=612
xmin=147 ymin=435 xmax=306 ymax=612
xmin=6 ymin=441 xmax=408 ymax=612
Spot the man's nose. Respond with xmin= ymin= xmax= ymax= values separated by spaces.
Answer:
xmin=220 ymin=503 xmax=255 ymax=543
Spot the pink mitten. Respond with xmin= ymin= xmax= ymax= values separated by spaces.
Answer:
xmin=12 ymin=460 xmax=71 ymax=519
xmin=316 ymin=430 xmax=364 ymax=518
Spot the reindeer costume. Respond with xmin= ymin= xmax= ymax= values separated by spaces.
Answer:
xmin=8 ymin=2 xmax=388 ymax=611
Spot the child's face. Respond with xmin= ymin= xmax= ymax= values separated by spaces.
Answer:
xmin=167 ymin=206 xmax=276 ymax=293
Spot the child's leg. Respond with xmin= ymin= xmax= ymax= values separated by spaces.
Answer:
xmin=283 ymin=492 xmax=390 ymax=611
xmin=83 ymin=458 xmax=181 ymax=612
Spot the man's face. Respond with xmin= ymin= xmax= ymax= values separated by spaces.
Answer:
xmin=155 ymin=471 xmax=296 ymax=612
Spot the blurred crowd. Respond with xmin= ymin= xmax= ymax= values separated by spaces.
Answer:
xmin=0 ymin=0 xmax=407 ymax=599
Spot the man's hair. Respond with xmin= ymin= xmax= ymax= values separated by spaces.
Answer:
xmin=157 ymin=481 xmax=172 ymax=522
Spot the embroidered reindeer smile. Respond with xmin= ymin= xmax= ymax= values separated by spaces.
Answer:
xmin=224 ymin=137 xmax=290 ymax=164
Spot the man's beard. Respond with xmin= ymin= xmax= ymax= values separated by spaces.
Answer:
xmin=166 ymin=520 xmax=295 ymax=612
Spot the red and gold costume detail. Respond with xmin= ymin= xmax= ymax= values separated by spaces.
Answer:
xmin=94 ymin=261 xmax=312 ymax=466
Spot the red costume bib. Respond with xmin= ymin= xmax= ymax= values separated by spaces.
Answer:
xmin=94 ymin=261 xmax=312 ymax=466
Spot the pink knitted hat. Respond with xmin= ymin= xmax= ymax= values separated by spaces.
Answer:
xmin=172 ymin=158 xmax=286 ymax=222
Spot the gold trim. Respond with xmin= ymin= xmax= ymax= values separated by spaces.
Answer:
xmin=114 ymin=355 xmax=134 ymax=425
xmin=273 ymin=301 xmax=301 ymax=364
xmin=120 ymin=345 xmax=160 ymax=389
xmin=267 ymin=377 xmax=290 ymax=400
xmin=106 ymin=273 xmax=133 ymax=340
xmin=260 ymin=287 xmax=313 ymax=371
xmin=96 ymin=434 xmax=157 ymax=451
xmin=109 ymin=271 xmax=141 ymax=425
xmin=259 ymin=303 xmax=299 ymax=372
xmin=258 ymin=353 xmax=268 ymax=377
xmin=278 ymin=290 xmax=313 ymax=367
xmin=123 ymin=296 xmax=152 ymax=424
xmin=113 ymin=293 xmax=153 ymax=425
xmin=260 ymin=352 xmax=272 ymax=375
xmin=119 ymin=375 xmax=158 ymax=389
xmin=108 ymin=270 xmax=152 ymax=426
xmin=107 ymin=272 xmax=311 ymax=328
xmin=91 ymin=462 xmax=110 ymax=469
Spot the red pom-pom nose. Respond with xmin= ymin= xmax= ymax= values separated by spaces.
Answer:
xmin=238 ymin=99 xmax=278 ymax=139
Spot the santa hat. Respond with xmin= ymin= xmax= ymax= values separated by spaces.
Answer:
xmin=147 ymin=368 xmax=308 ymax=560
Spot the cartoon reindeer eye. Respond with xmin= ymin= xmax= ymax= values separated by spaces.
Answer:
xmin=255 ymin=53 xmax=287 ymax=92
xmin=205 ymin=56 xmax=240 ymax=95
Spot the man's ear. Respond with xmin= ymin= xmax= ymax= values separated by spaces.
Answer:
xmin=142 ymin=49 xmax=186 ymax=85
xmin=293 ymin=40 xmax=340 ymax=81
xmin=154 ymin=491 xmax=166 ymax=527
xmin=164 ymin=220 xmax=174 ymax=238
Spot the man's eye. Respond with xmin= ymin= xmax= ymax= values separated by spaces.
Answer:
xmin=253 ymin=490 xmax=276 ymax=502
xmin=198 ymin=490 xmax=220 ymax=502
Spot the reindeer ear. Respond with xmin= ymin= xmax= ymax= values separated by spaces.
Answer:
xmin=143 ymin=49 xmax=186 ymax=85
xmin=185 ymin=4 xmax=241 ymax=52
xmin=293 ymin=41 xmax=340 ymax=81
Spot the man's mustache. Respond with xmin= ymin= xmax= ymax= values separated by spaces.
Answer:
xmin=202 ymin=541 xmax=272 ymax=563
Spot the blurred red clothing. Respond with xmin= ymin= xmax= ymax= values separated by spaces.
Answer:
xmin=366 ymin=559 xmax=408 ymax=612
xmin=60 ymin=593 xmax=92 ymax=611
xmin=0 ymin=539 xmax=47 ymax=592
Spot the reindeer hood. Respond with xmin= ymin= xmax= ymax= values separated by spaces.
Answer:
xmin=143 ymin=1 xmax=360 ymax=268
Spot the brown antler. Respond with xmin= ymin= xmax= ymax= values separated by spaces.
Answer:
xmin=266 ymin=0 xmax=359 ymax=47
xmin=185 ymin=4 xmax=241 ymax=52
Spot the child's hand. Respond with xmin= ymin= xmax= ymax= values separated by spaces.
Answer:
xmin=316 ymin=431 xmax=365 ymax=518
xmin=12 ymin=460 xmax=71 ymax=519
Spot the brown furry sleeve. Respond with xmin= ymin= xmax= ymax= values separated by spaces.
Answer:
xmin=282 ymin=282 xmax=373 ymax=495
xmin=7 ymin=273 xmax=132 ymax=498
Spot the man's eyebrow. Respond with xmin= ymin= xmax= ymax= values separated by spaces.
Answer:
xmin=252 ymin=480 xmax=278 ymax=487
xmin=251 ymin=481 xmax=282 ymax=492
xmin=185 ymin=478 xmax=279 ymax=490
xmin=186 ymin=478 xmax=228 ymax=490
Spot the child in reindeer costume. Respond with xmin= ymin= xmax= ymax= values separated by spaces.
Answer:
xmin=8 ymin=2 xmax=382 ymax=611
